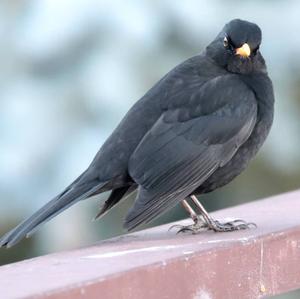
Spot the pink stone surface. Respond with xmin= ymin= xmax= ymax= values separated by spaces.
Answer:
xmin=1 ymin=190 xmax=300 ymax=298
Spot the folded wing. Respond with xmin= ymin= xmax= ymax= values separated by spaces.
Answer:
xmin=125 ymin=76 xmax=257 ymax=230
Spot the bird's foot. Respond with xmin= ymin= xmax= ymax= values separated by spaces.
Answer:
xmin=206 ymin=218 xmax=257 ymax=232
xmin=169 ymin=217 xmax=208 ymax=234
xmin=169 ymin=218 xmax=256 ymax=234
xmin=177 ymin=196 xmax=256 ymax=234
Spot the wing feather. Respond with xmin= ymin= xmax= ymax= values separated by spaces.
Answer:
xmin=125 ymin=76 xmax=258 ymax=230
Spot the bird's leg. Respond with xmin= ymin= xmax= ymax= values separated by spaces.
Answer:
xmin=189 ymin=195 xmax=256 ymax=232
xmin=169 ymin=195 xmax=256 ymax=234
xmin=181 ymin=199 xmax=199 ymax=224
xmin=169 ymin=199 xmax=207 ymax=233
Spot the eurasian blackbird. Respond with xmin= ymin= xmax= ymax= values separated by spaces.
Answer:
xmin=0 ymin=19 xmax=274 ymax=248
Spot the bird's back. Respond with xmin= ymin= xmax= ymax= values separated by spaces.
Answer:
xmin=90 ymin=54 xmax=223 ymax=182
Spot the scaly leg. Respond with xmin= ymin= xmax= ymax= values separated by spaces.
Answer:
xmin=172 ymin=195 xmax=256 ymax=234
xmin=181 ymin=199 xmax=199 ymax=224
xmin=190 ymin=195 xmax=256 ymax=232
xmin=169 ymin=199 xmax=207 ymax=233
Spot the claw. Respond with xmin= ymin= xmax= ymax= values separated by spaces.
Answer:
xmin=177 ymin=226 xmax=194 ymax=234
xmin=178 ymin=196 xmax=257 ymax=235
xmin=171 ymin=218 xmax=257 ymax=234
xmin=209 ymin=219 xmax=257 ymax=232
xmin=169 ymin=221 xmax=208 ymax=235
xmin=168 ymin=224 xmax=185 ymax=232
xmin=232 ymin=219 xmax=247 ymax=224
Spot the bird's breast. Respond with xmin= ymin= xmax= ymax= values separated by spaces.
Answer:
xmin=195 ymin=73 xmax=274 ymax=194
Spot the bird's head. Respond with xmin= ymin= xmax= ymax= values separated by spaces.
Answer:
xmin=206 ymin=19 xmax=266 ymax=74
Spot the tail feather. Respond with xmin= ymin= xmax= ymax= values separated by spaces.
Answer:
xmin=26 ymin=182 xmax=109 ymax=238
xmin=94 ymin=185 xmax=137 ymax=220
xmin=0 ymin=181 xmax=108 ymax=248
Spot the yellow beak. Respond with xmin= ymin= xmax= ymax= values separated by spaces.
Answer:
xmin=235 ymin=43 xmax=251 ymax=57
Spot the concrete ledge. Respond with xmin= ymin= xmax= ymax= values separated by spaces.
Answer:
xmin=1 ymin=190 xmax=300 ymax=299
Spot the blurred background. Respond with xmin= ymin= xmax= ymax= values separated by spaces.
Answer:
xmin=0 ymin=2 xmax=300 ymax=296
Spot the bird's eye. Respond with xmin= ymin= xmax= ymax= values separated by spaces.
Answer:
xmin=223 ymin=36 xmax=229 ymax=48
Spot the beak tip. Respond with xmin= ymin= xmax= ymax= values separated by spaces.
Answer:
xmin=236 ymin=43 xmax=251 ymax=57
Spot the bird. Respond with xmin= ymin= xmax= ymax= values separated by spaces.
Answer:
xmin=0 ymin=19 xmax=274 ymax=248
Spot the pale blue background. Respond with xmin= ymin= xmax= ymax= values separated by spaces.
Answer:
xmin=0 ymin=6 xmax=300 ymax=298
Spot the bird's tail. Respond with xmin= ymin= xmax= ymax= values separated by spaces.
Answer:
xmin=0 ymin=181 xmax=108 ymax=248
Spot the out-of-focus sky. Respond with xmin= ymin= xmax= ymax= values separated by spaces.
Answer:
xmin=1 ymin=0 xmax=300 ymax=277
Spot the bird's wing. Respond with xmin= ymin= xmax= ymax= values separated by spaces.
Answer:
xmin=125 ymin=76 xmax=257 ymax=230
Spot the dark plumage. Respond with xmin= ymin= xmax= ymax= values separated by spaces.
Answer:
xmin=0 ymin=19 xmax=274 ymax=248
